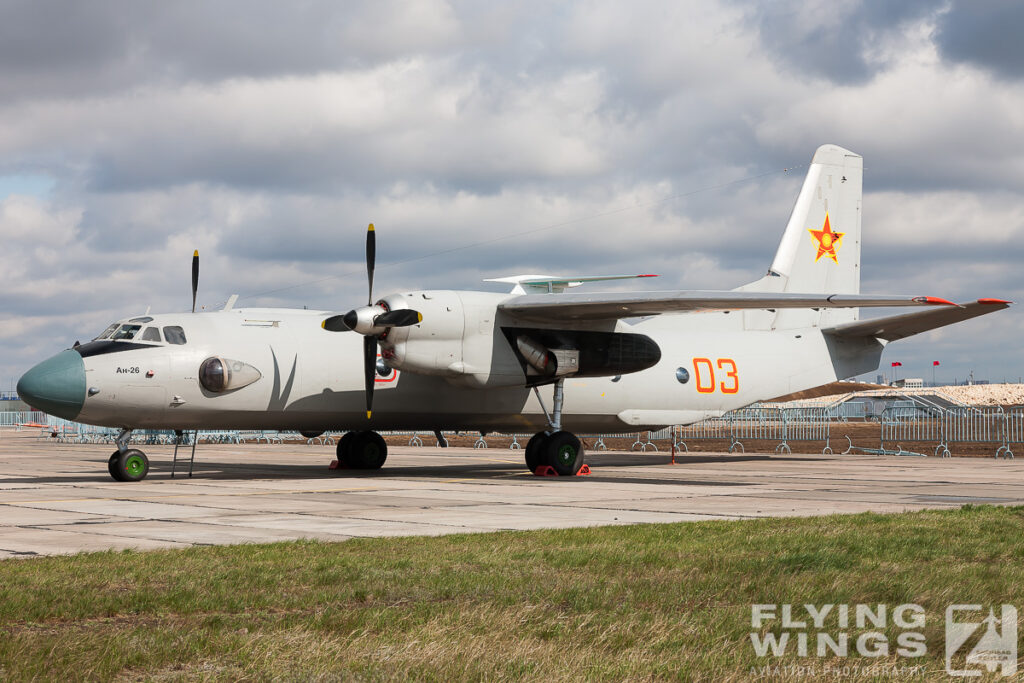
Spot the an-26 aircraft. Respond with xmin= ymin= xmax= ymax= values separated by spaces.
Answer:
xmin=17 ymin=145 xmax=1011 ymax=482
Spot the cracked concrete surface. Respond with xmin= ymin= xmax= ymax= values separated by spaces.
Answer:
xmin=1 ymin=429 xmax=1022 ymax=557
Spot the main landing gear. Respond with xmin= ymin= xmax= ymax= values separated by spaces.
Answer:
xmin=108 ymin=428 xmax=150 ymax=482
xmin=524 ymin=379 xmax=586 ymax=476
xmin=334 ymin=430 xmax=388 ymax=470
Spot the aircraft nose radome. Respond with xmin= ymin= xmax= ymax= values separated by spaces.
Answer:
xmin=16 ymin=349 xmax=86 ymax=420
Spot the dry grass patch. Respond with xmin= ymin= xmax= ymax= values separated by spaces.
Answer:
xmin=0 ymin=506 xmax=1022 ymax=680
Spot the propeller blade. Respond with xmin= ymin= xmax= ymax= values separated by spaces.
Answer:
xmin=366 ymin=223 xmax=375 ymax=305
xmin=321 ymin=314 xmax=353 ymax=332
xmin=191 ymin=250 xmax=199 ymax=313
xmin=374 ymin=309 xmax=422 ymax=327
xmin=363 ymin=334 xmax=376 ymax=419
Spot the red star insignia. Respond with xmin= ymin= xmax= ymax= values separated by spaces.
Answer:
xmin=808 ymin=213 xmax=844 ymax=263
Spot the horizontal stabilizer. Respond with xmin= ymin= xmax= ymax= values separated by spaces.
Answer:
xmin=823 ymin=299 xmax=1011 ymax=341
xmin=499 ymin=290 xmax=954 ymax=322
xmin=486 ymin=273 xmax=657 ymax=294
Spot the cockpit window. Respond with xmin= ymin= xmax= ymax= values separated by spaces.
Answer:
xmin=140 ymin=327 xmax=162 ymax=342
xmin=163 ymin=326 xmax=187 ymax=345
xmin=95 ymin=323 xmax=119 ymax=340
xmin=111 ymin=324 xmax=142 ymax=340
xmin=129 ymin=316 xmax=154 ymax=323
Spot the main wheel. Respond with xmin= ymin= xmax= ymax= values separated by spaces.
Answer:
xmin=525 ymin=432 xmax=547 ymax=473
xmin=543 ymin=431 xmax=584 ymax=476
xmin=108 ymin=451 xmax=123 ymax=481
xmin=344 ymin=431 xmax=388 ymax=470
xmin=336 ymin=431 xmax=355 ymax=462
xmin=112 ymin=449 xmax=149 ymax=482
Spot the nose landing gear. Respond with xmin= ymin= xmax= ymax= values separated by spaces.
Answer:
xmin=108 ymin=429 xmax=150 ymax=482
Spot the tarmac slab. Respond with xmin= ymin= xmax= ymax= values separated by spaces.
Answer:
xmin=1 ymin=429 xmax=1023 ymax=557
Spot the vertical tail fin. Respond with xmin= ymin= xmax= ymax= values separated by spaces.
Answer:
xmin=742 ymin=144 xmax=863 ymax=328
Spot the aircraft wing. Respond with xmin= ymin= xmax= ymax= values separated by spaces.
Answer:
xmin=822 ymin=299 xmax=1011 ymax=341
xmin=498 ymin=291 xmax=955 ymax=322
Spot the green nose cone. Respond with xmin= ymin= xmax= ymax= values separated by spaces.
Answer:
xmin=17 ymin=350 xmax=86 ymax=420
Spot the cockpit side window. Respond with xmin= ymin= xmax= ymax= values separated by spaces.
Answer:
xmin=163 ymin=326 xmax=187 ymax=345
xmin=140 ymin=327 xmax=162 ymax=342
xmin=111 ymin=324 xmax=142 ymax=340
xmin=95 ymin=323 xmax=119 ymax=340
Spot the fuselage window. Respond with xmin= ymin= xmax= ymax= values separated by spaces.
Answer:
xmin=95 ymin=323 xmax=119 ymax=340
xmin=140 ymin=327 xmax=162 ymax=342
xmin=111 ymin=324 xmax=142 ymax=340
xmin=163 ymin=326 xmax=187 ymax=345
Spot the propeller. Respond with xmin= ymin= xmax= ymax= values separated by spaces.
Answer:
xmin=191 ymin=250 xmax=199 ymax=313
xmin=363 ymin=223 xmax=375 ymax=419
xmin=375 ymin=309 xmax=422 ymax=327
xmin=321 ymin=224 xmax=422 ymax=419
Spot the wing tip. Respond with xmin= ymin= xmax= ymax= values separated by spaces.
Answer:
xmin=977 ymin=298 xmax=1013 ymax=305
xmin=914 ymin=296 xmax=957 ymax=306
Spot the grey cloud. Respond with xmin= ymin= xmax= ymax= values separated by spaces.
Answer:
xmin=0 ymin=0 xmax=462 ymax=102
xmin=740 ymin=0 xmax=939 ymax=84
xmin=935 ymin=0 xmax=1024 ymax=80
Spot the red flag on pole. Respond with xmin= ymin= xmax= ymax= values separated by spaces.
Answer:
xmin=892 ymin=362 xmax=902 ymax=367
xmin=933 ymin=361 xmax=940 ymax=367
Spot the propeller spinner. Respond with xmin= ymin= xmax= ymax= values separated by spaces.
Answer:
xmin=322 ymin=224 xmax=422 ymax=418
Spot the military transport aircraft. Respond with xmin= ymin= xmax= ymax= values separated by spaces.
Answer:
xmin=17 ymin=145 xmax=1011 ymax=482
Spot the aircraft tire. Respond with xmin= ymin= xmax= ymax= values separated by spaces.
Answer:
xmin=108 ymin=451 xmax=125 ymax=481
xmin=344 ymin=431 xmax=388 ymax=470
xmin=113 ymin=449 xmax=150 ymax=482
xmin=525 ymin=432 xmax=547 ymax=472
xmin=336 ymin=431 xmax=355 ymax=462
xmin=543 ymin=431 xmax=584 ymax=476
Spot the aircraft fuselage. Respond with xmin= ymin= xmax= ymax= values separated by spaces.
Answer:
xmin=24 ymin=300 xmax=878 ymax=435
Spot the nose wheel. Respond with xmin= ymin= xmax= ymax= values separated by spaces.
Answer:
xmin=106 ymin=429 xmax=150 ymax=481
xmin=108 ymin=448 xmax=150 ymax=482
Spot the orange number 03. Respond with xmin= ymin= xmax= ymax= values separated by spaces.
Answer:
xmin=692 ymin=357 xmax=739 ymax=394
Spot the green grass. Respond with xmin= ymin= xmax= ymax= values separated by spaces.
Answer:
xmin=1 ymin=506 xmax=1023 ymax=681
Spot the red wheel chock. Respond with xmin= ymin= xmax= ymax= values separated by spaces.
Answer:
xmin=533 ymin=464 xmax=591 ymax=477
xmin=328 ymin=459 xmax=350 ymax=470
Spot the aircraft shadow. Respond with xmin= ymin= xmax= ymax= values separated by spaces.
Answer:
xmin=0 ymin=451 xmax=789 ymax=486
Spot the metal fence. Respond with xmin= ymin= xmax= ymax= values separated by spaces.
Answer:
xmin=0 ymin=410 xmax=50 ymax=427
xmin=6 ymin=401 xmax=1024 ymax=458
xmin=879 ymin=406 xmax=1018 ymax=458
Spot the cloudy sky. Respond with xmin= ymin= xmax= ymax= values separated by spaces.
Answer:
xmin=2 ymin=0 xmax=1022 ymax=391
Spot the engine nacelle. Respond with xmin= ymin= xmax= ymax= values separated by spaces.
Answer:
xmin=376 ymin=290 xmax=523 ymax=388
xmin=376 ymin=289 xmax=662 ymax=389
